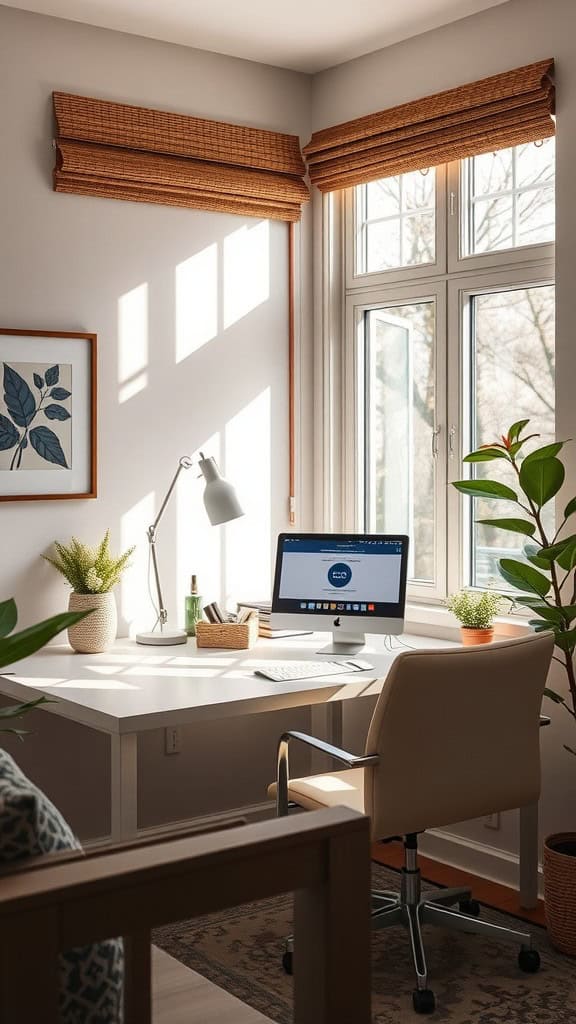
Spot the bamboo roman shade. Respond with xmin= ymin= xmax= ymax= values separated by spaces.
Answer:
xmin=304 ymin=59 xmax=555 ymax=192
xmin=53 ymin=92 xmax=309 ymax=221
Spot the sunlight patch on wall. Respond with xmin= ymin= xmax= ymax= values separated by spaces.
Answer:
xmin=224 ymin=388 xmax=271 ymax=605
xmin=175 ymin=244 xmax=218 ymax=363
xmin=120 ymin=490 xmax=155 ymax=635
xmin=223 ymin=221 xmax=270 ymax=330
xmin=177 ymin=433 xmax=223 ymax=614
xmin=118 ymin=283 xmax=149 ymax=403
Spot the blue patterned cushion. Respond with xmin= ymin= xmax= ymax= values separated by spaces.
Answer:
xmin=0 ymin=750 xmax=123 ymax=1022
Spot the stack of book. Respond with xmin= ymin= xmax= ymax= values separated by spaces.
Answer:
xmin=236 ymin=601 xmax=312 ymax=640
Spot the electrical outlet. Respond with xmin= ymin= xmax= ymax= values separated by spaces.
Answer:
xmin=484 ymin=812 xmax=500 ymax=830
xmin=165 ymin=726 xmax=182 ymax=755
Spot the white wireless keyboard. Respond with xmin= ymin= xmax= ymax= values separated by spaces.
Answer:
xmin=254 ymin=659 xmax=374 ymax=682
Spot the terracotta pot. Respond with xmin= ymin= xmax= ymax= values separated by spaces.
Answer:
xmin=544 ymin=833 xmax=576 ymax=956
xmin=68 ymin=592 xmax=117 ymax=653
xmin=460 ymin=626 xmax=494 ymax=646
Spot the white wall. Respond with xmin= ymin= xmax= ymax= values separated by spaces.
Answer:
xmin=312 ymin=0 xmax=576 ymax=880
xmin=0 ymin=4 xmax=314 ymax=836
xmin=0 ymin=5 xmax=313 ymax=630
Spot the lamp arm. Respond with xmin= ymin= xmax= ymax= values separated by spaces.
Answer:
xmin=146 ymin=456 xmax=194 ymax=629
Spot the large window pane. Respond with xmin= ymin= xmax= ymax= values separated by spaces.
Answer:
xmin=364 ymin=301 xmax=435 ymax=582
xmin=464 ymin=140 xmax=555 ymax=256
xmin=470 ymin=285 xmax=555 ymax=589
xmin=357 ymin=170 xmax=436 ymax=274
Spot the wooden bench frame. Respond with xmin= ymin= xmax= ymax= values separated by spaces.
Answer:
xmin=0 ymin=807 xmax=371 ymax=1024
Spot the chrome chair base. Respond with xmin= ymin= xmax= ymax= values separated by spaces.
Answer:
xmin=283 ymin=837 xmax=540 ymax=1015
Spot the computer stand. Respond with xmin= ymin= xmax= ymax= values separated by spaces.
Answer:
xmin=316 ymin=632 xmax=366 ymax=656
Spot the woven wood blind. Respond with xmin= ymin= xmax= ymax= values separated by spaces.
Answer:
xmin=53 ymin=92 xmax=309 ymax=221
xmin=304 ymin=59 xmax=555 ymax=192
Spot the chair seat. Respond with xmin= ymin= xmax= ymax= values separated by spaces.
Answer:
xmin=267 ymin=770 xmax=365 ymax=814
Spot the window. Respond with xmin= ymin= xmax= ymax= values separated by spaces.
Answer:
xmin=341 ymin=140 xmax=555 ymax=602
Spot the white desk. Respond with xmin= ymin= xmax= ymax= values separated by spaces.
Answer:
xmin=0 ymin=633 xmax=543 ymax=906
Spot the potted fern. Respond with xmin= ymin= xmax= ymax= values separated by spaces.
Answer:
xmin=446 ymin=590 xmax=505 ymax=645
xmin=452 ymin=419 xmax=576 ymax=955
xmin=43 ymin=531 xmax=135 ymax=653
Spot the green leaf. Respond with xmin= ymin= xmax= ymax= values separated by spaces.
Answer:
xmin=0 ymin=598 xmax=17 ymax=639
xmin=498 ymin=558 xmax=551 ymax=597
xmin=508 ymin=419 xmax=531 ymax=443
xmin=526 ymin=605 xmax=564 ymax=624
xmin=522 ymin=442 xmax=565 ymax=465
xmin=564 ymin=497 xmax=576 ymax=519
xmin=476 ymin=518 xmax=535 ymax=536
xmin=463 ymin=448 xmax=510 ymax=462
xmin=519 ymin=457 xmax=565 ymax=508
xmin=453 ymin=480 xmax=518 ymax=502
xmin=514 ymin=595 xmax=548 ymax=608
xmin=554 ymin=627 xmax=576 ymax=653
xmin=544 ymin=688 xmax=567 ymax=705
xmin=529 ymin=620 xmax=553 ymax=632
xmin=557 ymin=540 xmax=576 ymax=572
xmin=0 ymin=610 xmax=92 ymax=669
xmin=560 ymin=605 xmax=576 ymax=623
xmin=0 ymin=697 xmax=53 ymax=719
xmin=524 ymin=543 xmax=552 ymax=570
xmin=539 ymin=535 xmax=576 ymax=570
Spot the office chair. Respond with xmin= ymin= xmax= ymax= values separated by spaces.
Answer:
xmin=268 ymin=632 xmax=554 ymax=1014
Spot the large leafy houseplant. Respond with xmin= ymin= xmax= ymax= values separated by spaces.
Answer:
xmin=453 ymin=419 xmax=576 ymax=955
xmin=0 ymin=597 xmax=88 ymax=738
xmin=453 ymin=419 xmax=576 ymax=756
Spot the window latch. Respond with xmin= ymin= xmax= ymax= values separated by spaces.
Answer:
xmin=449 ymin=424 xmax=457 ymax=458
xmin=449 ymin=191 xmax=456 ymax=217
xmin=432 ymin=425 xmax=441 ymax=458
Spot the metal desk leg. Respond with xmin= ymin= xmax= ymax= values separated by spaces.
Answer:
xmin=110 ymin=733 xmax=138 ymax=841
xmin=519 ymin=802 xmax=540 ymax=909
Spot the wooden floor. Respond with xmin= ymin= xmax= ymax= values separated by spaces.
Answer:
xmin=371 ymin=841 xmax=546 ymax=926
xmin=153 ymin=947 xmax=272 ymax=1024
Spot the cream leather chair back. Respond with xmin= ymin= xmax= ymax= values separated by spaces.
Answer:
xmin=363 ymin=633 xmax=554 ymax=841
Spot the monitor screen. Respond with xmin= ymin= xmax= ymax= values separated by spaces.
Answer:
xmin=272 ymin=533 xmax=408 ymax=619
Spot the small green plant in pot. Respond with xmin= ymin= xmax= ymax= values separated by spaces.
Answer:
xmin=446 ymin=590 xmax=505 ymax=645
xmin=452 ymin=419 xmax=576 ymax=955
xmin=43 ymin=531 xmax=135 ymax=654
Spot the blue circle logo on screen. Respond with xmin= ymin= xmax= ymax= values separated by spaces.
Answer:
xmin=328 ymin=562 xmax=352 ymax=588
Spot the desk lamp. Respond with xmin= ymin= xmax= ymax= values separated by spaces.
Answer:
xmin=136 ymin=453 xmax=244 ymax=646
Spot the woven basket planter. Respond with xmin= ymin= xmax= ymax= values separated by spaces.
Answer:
xmin=544 ymin=833 xmax=576 ymax=956
xmin=67 ymin=592 xmax=117 ymax=654
xmin=460 ymin=627 xmax=494 ymax=646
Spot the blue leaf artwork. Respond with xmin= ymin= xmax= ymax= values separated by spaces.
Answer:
xmin=29 ymin=426 xmax=68 ymax=468
xmin=0 ymin=362 xmax=72 ymax=471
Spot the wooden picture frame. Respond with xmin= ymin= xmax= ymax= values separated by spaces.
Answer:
xmin=0 ymin=329 xmax=97 ymax=501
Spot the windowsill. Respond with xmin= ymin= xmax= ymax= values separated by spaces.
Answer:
xmin=405 ymin=602 xmax=531 ymax=643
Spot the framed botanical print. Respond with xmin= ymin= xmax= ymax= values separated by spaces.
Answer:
xmin=0 ymin=329 xmax=97 ymax=501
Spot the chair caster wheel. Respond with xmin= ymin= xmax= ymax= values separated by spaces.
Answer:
xmin=282 ymin=950 xmax=293 ymax=975
xmin=518 ymin=948 xmax=540 ymax=973
xmin=458 ymin=898 xmax=481 ymax=917
xmin=413 ymin=988 xmax=435 ymax=1014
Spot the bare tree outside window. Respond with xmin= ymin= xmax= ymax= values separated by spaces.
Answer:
xmin=359 ymin=140 xmax=555 ymax=592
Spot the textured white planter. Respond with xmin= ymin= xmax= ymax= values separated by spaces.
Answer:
xmin=68 ymin=592 xmax=117 ymax=653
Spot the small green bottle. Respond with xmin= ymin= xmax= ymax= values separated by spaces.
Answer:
xmin=184 ymin=575 xmax=203 ymax=637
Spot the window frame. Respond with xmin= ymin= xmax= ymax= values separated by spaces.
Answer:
xmin=345 ymin=165 xmax=447 ymax=290
xmin=328 ymin=151 xmax=556 ymax=606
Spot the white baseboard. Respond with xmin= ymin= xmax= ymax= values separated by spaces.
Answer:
xmin=418 ymin=827 xmax=543 ymax=896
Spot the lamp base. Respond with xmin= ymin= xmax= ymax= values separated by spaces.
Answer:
xmin=136 ymin=628 xmax=188 ymax=646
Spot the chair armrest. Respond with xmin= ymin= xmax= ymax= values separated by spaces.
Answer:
xmin=276 ymin=731 xmax=378 ymax=816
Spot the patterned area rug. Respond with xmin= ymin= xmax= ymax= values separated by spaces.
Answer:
xmin=154 ymin=863 xmax=576 ymax=1023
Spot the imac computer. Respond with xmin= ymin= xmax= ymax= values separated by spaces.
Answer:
xmin=271 ymin=533 xmax=409 ymax=654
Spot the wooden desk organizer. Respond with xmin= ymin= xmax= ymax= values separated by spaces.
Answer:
xmin=195 ymin=615 xmax=258 ymax=650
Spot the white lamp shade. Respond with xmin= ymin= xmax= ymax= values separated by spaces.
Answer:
xmin=199 ymin=456 xmax=244 ymax=526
